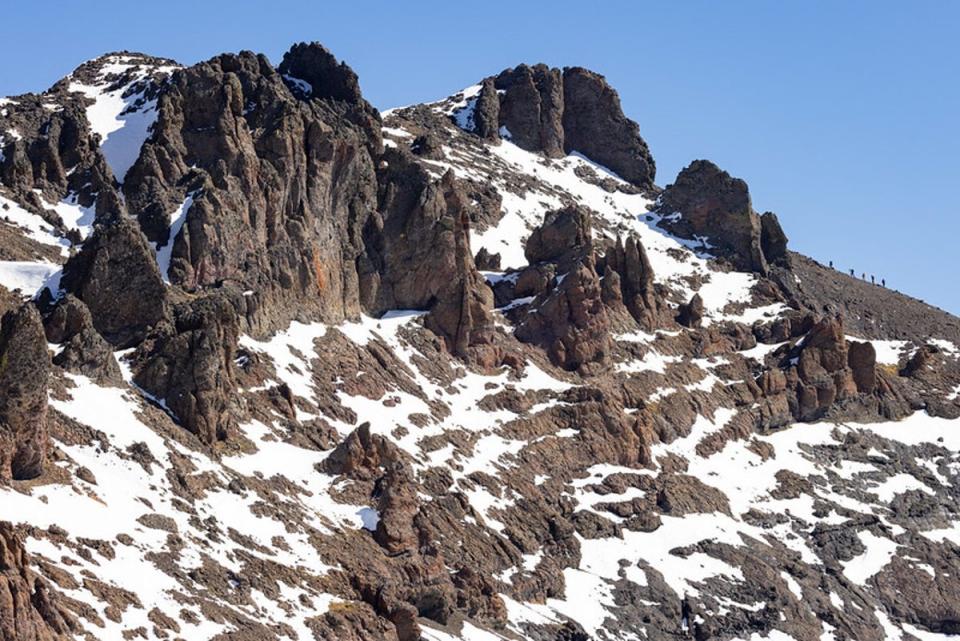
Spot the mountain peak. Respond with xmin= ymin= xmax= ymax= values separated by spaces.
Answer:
xmin=0 ymin=41 xmax=958 ymax=641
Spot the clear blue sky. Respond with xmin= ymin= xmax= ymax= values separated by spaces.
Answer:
xmin=3 ymin=1 xmax=958 ymax=314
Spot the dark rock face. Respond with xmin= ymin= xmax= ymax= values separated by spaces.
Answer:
xmin=132 ymin=295 xmax=239 ymax=444
xmin=514 ymin=206 xmax=666 ymax=371
xmin=561 ymin=67 xmax=655 ymax=189
xmin=848 ymin=340 xmax=878 ymax=394
xmin=122 ymin=45 xmax=380 ymax=337
xmin=0 ymin=94 xmax=115 ymax=215
xmin=60 ymin=218 xmax=169 ymax=349
xmin=657 ymin=159 xmax=768 ymax=273
xmin=278 ymin=42 xmax=366 ymax=106
xmin=515 ymin=207 xmax=611 ymax=372
xmin=0 ymin=305 xmax=50 ymax=481
xmin=471 ymin=78 xmax=501 ymax=142
xmin=322 ymin=422 xmax=407 ymax=478
xmin=0 ymin=522 xmax=76 ymax=640
xmin=792 ymin=317 xmax=857 ymax=421
xmin=469 ymin=65 xmax=655 ymax=190
xmin=366 ymin=155 xmax=495 ymax=362
xmin=373 ymin=462 xmax=420 ymax=555
xmin=473 ymin=247 xmax=501 ymax=271
xmin=752 ymin=316 xmax=911 ymax=427
xmin=760 ymin=211 xmax=790 ymax=267
xmin=43 ymin=295 xmax=122 ymax=385
xmin=495 ymin=65 xmax=565 ymax=158
xmin=603 ymin=235 xmax=662 ymax=328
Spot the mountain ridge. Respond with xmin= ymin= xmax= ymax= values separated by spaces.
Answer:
xmin=0 ymin=41 xmax=959 ymax=641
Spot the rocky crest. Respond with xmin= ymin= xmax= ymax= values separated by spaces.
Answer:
xmin=0 ymin=40 xmax=958 ymax=641
xmin=657 ymin=159 xmax=773 ymax=273
xmin=468 ymin=64 xmax=656 ymax=191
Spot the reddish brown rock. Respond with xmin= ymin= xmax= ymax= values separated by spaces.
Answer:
xmin=473 ymin=64 xmax=656 ymax=189
xmin=603 ymin=235 xmax=661 ymax=327
xmin=516 ymin=255 xmax=610 ymax=373
xmin=43 ymin=295 xmax=122 ymax=385
xmin=760 ymin=211 xmax=790 ymax=267
xmin=123 ymin=45 xmax=380 ymax=337
xmin=322 ymin=422 xmax=407 ymax=479
xmin=0 ymin=522 xmax=75 ymax=640
xmin=657 ymin=159 xmax=768 ymax=273
xmin=524 ymin=205 xmax=592 ymax=268
xmin=373 ymin=462 xmax=421 ymax=555
xmin=494 ymin=64 xmax=564 ymax=158
xmin=561 ymin=67 xmax=656 ymax=190
xmin=848 ymin=340 xmax=878 ymax=394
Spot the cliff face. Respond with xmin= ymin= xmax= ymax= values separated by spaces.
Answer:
xmin=0 ymin=42 xmax=958 ymax=641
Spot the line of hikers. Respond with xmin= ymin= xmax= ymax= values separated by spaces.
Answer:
xmin=828 ymin=260 xmax=885 ymax=288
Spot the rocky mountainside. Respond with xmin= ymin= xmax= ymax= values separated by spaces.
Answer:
xmin=0 ymin=44 xmax=959 ymax=641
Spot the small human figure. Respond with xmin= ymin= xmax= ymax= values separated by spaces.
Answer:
xmin=829 ymin=260 xmax=834 ymax=269
xmin=862 ymin=272 xmax=866 ymax=280
xmin=882 ymin=278 xmax=886 ymax=287
xmin=849 ymin=268 xmax=854 ymax=276
xmin=871 ymin=275 xmax=875 ymax=284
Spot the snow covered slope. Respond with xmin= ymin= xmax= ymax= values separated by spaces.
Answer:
xmin=1 ymin=45 xmax=959 ymax=641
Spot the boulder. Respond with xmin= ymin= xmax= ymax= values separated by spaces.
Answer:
xmin=524 ymin=205 xmax=592 ymax=268
xmin=322 ymin=422 xmax=408 ymax=479
xmin=848 ymin=340 xmax=877 ymax=394
xmin=473 ymin=247 xmax=501 ymax=271
xmin=760 ymin=211 xmax=790 ymax=266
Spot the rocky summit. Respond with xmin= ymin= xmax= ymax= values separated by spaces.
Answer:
xmin=0 ymin=43 xmax=959 ymax=641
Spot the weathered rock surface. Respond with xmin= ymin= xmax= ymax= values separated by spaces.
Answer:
xmin=602 ymin=234 xmax=662 ymax=328
xmin=43 ymin=295 xmax=122 ymax=385
xmin=123 ymin=43 xmax=380 ymax=337
xmin=561 ymin=67 xmax=656 ymax=189
xmin=465 ymin=65 xmax=656 ymax=190
xmin=676 ymin=293 xmax=705 ymax=329
xmin=516 ymin=254 xmax=609 ymax=373
xmin=514 ymin=207 xmax=612 ymax=372
xmin=132 ymin=294 xmax=239 ymax=444
xmin=60 ymin=218 xmax=169 ymax=349
xmin=657 ymin=159 xmax=769 ymax=273
xmin=0 ymin=305 xmax=50 ymax=481
xmin=760 ymin=211 xmax=790 ymax=267
xmin=367 ymin=155 xmax=496 ymax=361
xmin=0 ymin=522 xmax=75 ymax=640
xmin=2 ymin=40 xmax=960 ymax=641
